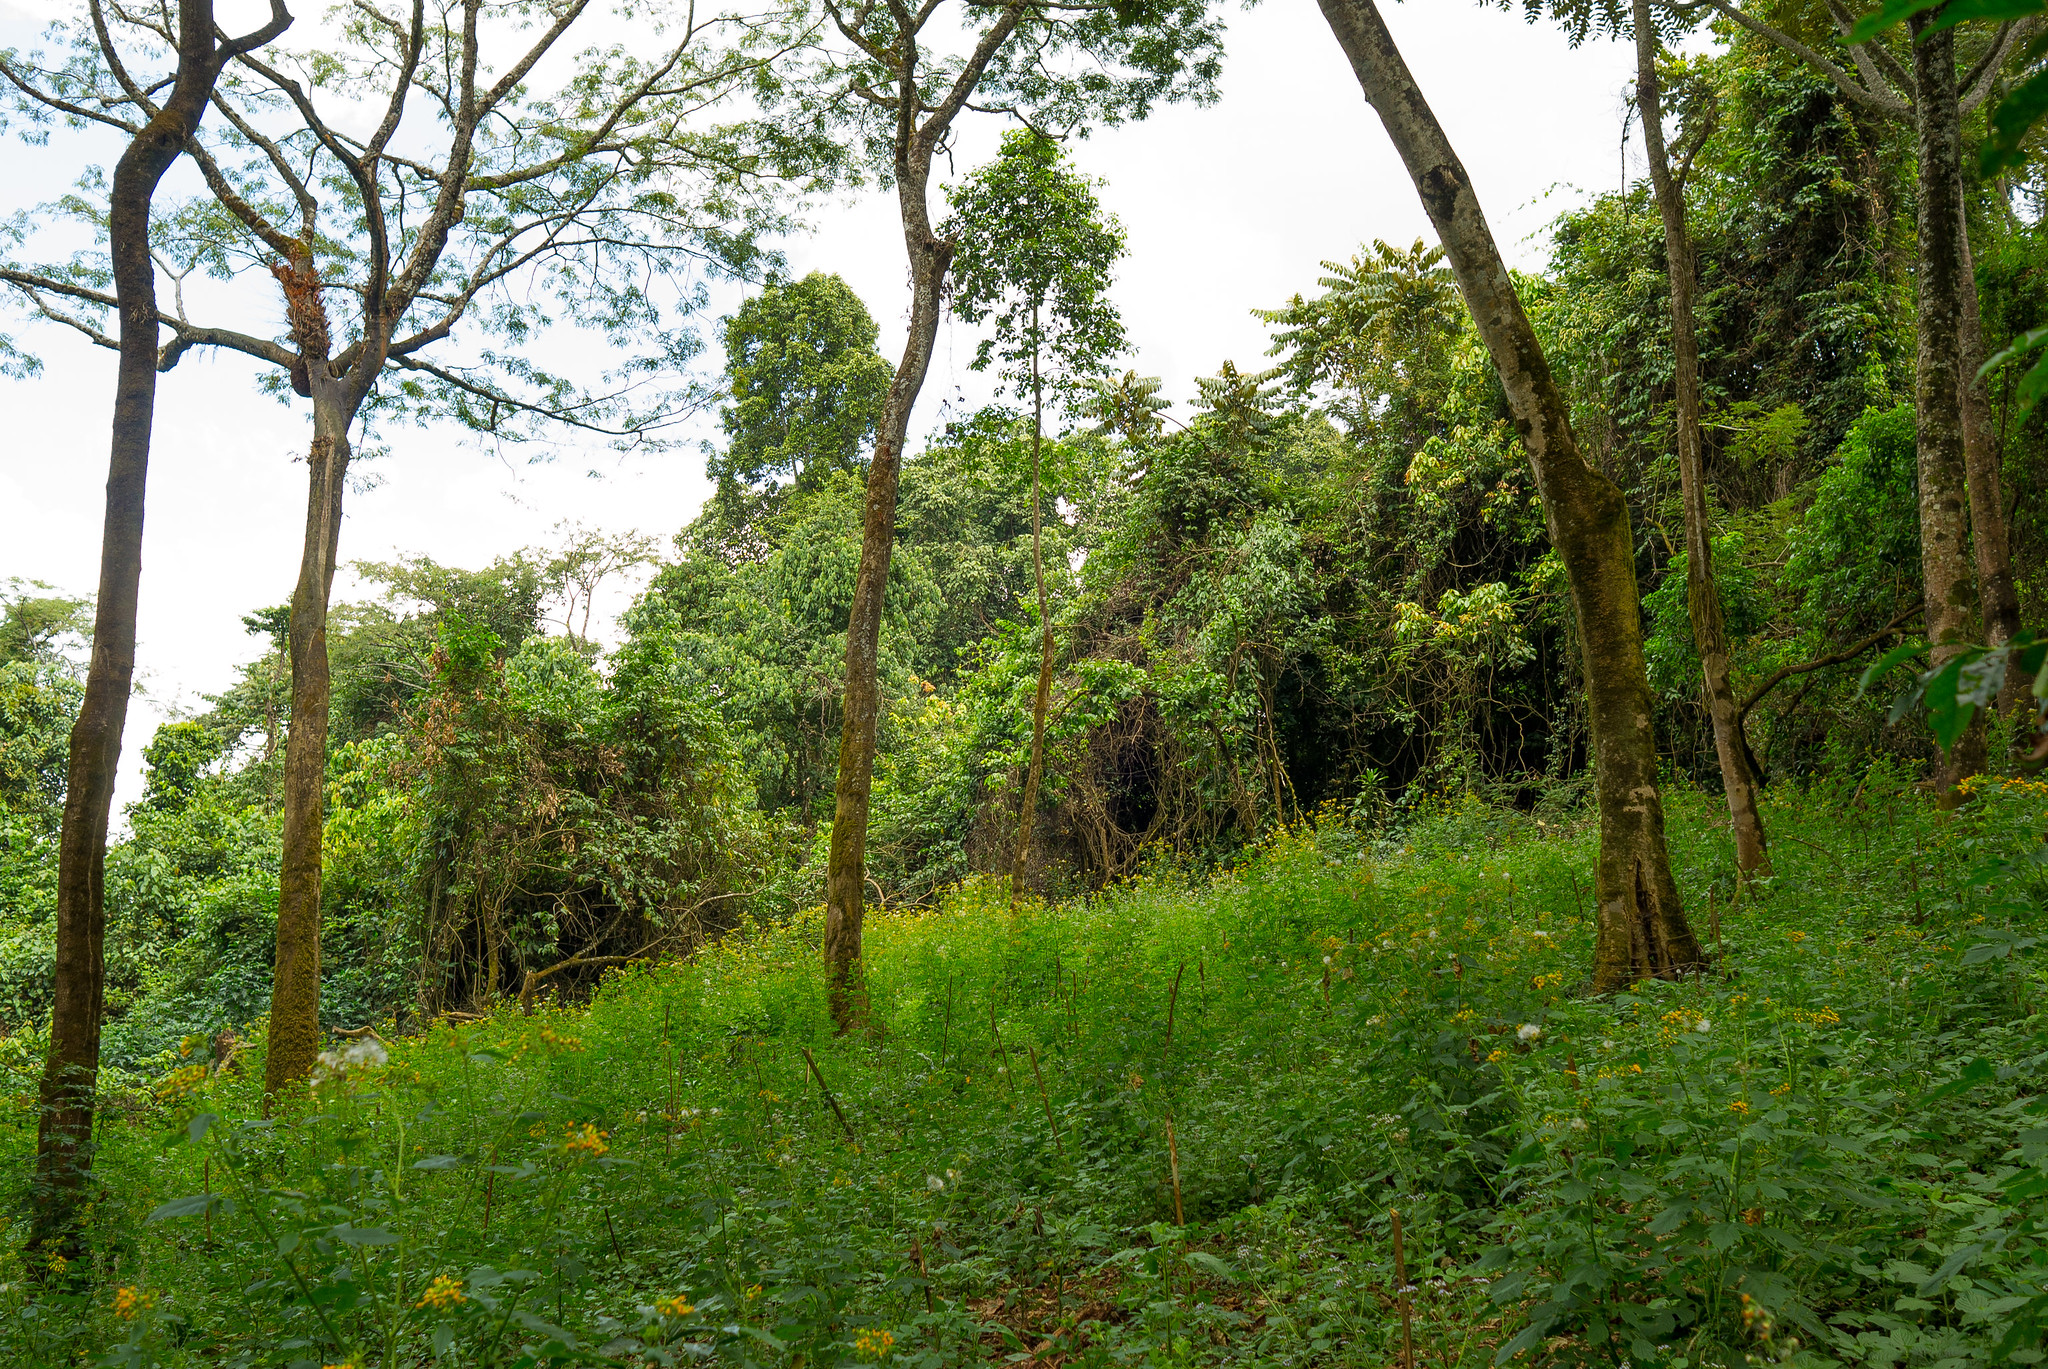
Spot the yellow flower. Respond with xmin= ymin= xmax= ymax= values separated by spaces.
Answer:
xmin=563 ymin=1122 xmax=610 ymax=1157
xmin=1729 ymin=1100 xmax=1751 ymax=1115
xmin=654 ymin=1294 xmax=695 ymax=1318
xmin=111 ymin=1286 xmax=156 ymax=1320
xmin=853 ymin=1327 xmax=896 ymax=1361
xmin=416 ymin=1274 xmax=467 ymax=1311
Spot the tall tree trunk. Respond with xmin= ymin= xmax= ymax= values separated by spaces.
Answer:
xmin=265 ymin=418 xmax=349 ymax=1094
xmin=265 ymin=250 xmax=348 ymax=1094
xmin=1317 ymin=0 xmax=1703 ymax=991
xmin=32 ymin=0 xmax=245 ymax=1257
xmin=823 ymin=187 xmax=951 ymax=1028
xmin=1633 ymin=0 xmax=1771 ymax=885
xmin=1910 ymin=18 xmax=1988 ymax=800
xmin=1010 ymin=321 xmax=1056 ymax=904
xmin=1957 ymin=209 xmax=2028 ymax=716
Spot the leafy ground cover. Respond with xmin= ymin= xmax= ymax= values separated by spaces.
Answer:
xmin=4 ymin=769 xmax=2047 ymax=1369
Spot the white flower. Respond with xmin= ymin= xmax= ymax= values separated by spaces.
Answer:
xmin=1569 ymin=1117 xmax=1588 ymax=1131
xmin=926 ymin=1174 xmax=945 ymax=1191
xmin=946 ymin=1168 xmax=961 ymax=1183
xmin=1517 ymin=1024 xmax=1541 ymax=1042
xmin=1695 ymin=1019 xmax=1711 ymax=1033
xmin=1531 ymin=930 xmax=1550 ymax=939
xmin=1322 ymin=955 xmax=1333 ymax=966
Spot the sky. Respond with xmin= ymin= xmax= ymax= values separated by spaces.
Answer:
xmin=0 ymin=0 xmax=1648 ymax=811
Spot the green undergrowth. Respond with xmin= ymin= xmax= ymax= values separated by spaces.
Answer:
xmin=5 ymin=767 xmax=2048 ymax=1369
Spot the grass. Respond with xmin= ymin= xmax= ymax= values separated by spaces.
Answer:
xmin=4 ymin=764 xmax=2048 ymax=1368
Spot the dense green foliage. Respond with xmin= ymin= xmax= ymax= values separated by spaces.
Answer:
xmin=5 ymin=785 xmax=2048 ymax=1368
xmin=7 ymin=8 xmax=2048 ymax=1366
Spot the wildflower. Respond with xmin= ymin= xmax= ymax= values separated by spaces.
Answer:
xmin=1516 ymin=1023 xmax=1541 ymax=1043
xmin=654 ymin=1294 xmax=695 ymax=1318
xmin=1729 ymin=1100 xmax=1751 ymax=1115
xmin=563 ymin=1122 xmax=610 ymax=1158
xmin=311 ymin=1036 xmax=389 ymax=1085
xmin=111 ymin=1286 xmax=156 ymax=1320
xmin=1695 ymin=1019 xmax=1711 ymax=1033
xmin=1128 ymin=1072 xmax=1144 ymax=1091
xmin=926 ymin=1174 xmax=945 ymax=1191
xmin=416 ymin=1274 xmax=466 ymax=1311
xmin=1569 ymin=1117 xmax=1588 ymax=1131
xmin=852 ymin=1327 xmax=896 ymax=1361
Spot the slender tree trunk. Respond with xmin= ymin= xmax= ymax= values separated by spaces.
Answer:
xmin=1957 ymin=209 xmax=2028 ymax=716
xmin=823 ymin=179 xmax=952 ymax=1028
xmin=1010 ymin=318 xmax=1056 ymax=905
xmin=1317 ymin=0 xmax=1703 ymax=991
xmin=265 ymin=416 xmax=349 ymax=1094
xmin=264 ymin=250 xmax=349 ymax=1094
xmin=32 ymin=0 xmax=239 ymax=1257
xmin=1910 ymin=18 xmax=1988 ymax=800
xmin=1633 ymin=0 xmax=1771 ymax=884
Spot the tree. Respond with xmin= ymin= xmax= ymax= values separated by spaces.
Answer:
xmin=1316 ymin=0 xmax=1705 ymax=989
xmin=1257 ymin=237 xmax=1463 ymax=444
xmin=702 ymin=272 xmax=894 ymax=559
xmin=1084 ymin=371 xmax=1172 ymax=445
xmin=0 ymin=0 xmax=292 ymax=1252
xmin=1628 ymin=0 xmax=1772 ymax=881
xmin=943 ymin=129 xmax=1127 ymax=902
xmin=805 ymin=0 xmax=1224 ymax=1024
xmin=1700 ymin=0 xmax=2037 ymax=753
xmin=1 ymin=0 xmax=814 ymax=1092
xmin=544 ymin=524 xmax=662 ymax=647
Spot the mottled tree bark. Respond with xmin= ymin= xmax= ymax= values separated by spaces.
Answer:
xmin=1957 ymin=211 xmax=2028 ymax=716
xmin=822 ymin=5 xmax=1022 ymax=1028
xmin=264 ymin=250 xmax=356 ymax=1096
xmin=32 ymin=0 xmax=290 ymax=1257
xmin=1910 ymin=18 xmax=1988 ymax=800
xmin=1317 ymin=0 xmax=1703 ymax=990
xmin=1633 ymin=0 xmax=1770 ymax=884
xmin=265 ymin=421 xmax=349 ymax=1095
xmin=1010 ymin=323 xmax=1056 ymax=905
xmin=823 ymin=218 xmax=948 ymax=1024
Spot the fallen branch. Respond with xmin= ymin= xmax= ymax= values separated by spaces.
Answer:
xmin=520 ymin=941 xmax=667 ymax=1015
xmin=800 ymin=1046 xmax=857 ymax=1143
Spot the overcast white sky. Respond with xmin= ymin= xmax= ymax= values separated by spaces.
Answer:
xmin=0 ymin=0 xmax=1648 ymax=810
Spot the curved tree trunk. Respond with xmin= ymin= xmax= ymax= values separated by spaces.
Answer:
xmin=1010 ymin=332 xmax=1056 ymax=905
xmin=31 ymin=0 xmax=280 ymax=1256
xmin=1909 ymin=18 xmax=1988 ymax=801
xmin=1633 ymin=0 xmax=1770 ymax=885
xmin=1317 ymin=0 xmax=1702 ymax=991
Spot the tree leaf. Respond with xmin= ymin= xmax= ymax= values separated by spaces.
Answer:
xmin=335 ymin=1225 xmax=398 ymax=1246
xmin=147 ymin=1193 xmax=220 ymax=1221
xmin=1847 ymin=0 xmax=1946 ymax=43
